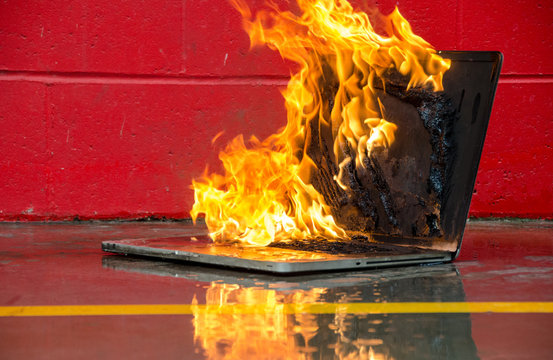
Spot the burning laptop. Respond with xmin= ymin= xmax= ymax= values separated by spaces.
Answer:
xmin=103 ymin=1 xmax=502 ymax=273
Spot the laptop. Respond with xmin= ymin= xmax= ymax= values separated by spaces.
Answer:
xmin=102 ymin=51 xmax=502 ymax=274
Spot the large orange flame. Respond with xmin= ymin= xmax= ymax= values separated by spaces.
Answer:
xmin=191 ymin=0 xmax=450 ymax=246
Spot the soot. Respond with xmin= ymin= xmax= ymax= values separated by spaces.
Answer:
xmin=268 ymin=235 xmax=414 ymax=255
xmin=304 ymin=64 xmax=457 ymax=240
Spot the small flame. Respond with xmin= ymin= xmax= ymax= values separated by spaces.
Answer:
xmin=191 ymin=0 xmax=450 ymax=246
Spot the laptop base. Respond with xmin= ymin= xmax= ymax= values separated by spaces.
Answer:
xmin=102 ymin=236 xmax=452 ymax=274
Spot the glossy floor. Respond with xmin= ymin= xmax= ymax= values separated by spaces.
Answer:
xmin=0 ymin=220 xmax=552 ymax=359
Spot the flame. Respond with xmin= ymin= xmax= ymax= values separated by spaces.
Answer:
xmin=191 ymin=0 xmax=450 ymax=246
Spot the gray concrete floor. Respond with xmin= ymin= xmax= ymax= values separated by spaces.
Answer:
xmin=0 ymin=220 xmax=552 ymax=359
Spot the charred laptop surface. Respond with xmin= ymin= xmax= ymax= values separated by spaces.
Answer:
xmin=250 ymin=51 xmax=502 ymax=254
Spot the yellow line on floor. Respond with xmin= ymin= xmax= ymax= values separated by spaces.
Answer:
xmin=1 ymin=302 xmax=553 ymax=317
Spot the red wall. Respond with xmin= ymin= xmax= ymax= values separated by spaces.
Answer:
xmin=1 ymin=0 xmax=552 ymax=220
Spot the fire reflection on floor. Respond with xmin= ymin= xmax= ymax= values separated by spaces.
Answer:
xmin=190 ymin=267 xmax=477 ymax=360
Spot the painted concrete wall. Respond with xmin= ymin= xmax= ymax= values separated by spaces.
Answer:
xmin=1 ymin=0 xmax=552 ymax=220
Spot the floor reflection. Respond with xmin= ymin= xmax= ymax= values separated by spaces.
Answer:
xmin=192 ymin=284 xmax=326 ymax=359
xmin=103 ymin=256 xmax=479 ymax=359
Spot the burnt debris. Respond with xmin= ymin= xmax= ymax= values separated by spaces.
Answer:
xmin=268 ymin=235 xmax=413 ymax=255
xmin=303 ymin=61 xmax=456 ymax=240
